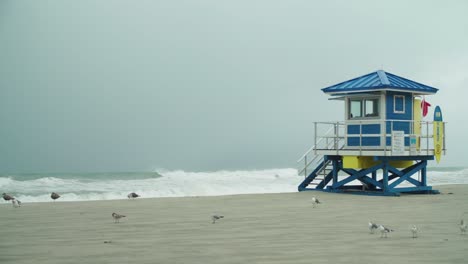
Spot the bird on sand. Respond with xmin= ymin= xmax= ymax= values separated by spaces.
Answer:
xmin=460 ymin=220 xmax=467 ymax=235
xmin=411 ymin=225 xmax=418 ymax=238
xmin=368 ymin=221 xmax=379 ymax=234
xmin=378 ymin=225 xmax=394 ymax=238
xmin=311 ymin=196 xmax=321 ymax=208
xmin=127 ymin=192 xmax=140 ymax=199
xmin=2 ymin=193 xmax=14 ymax=201
xmin=12 ymin=199 xmax=21 ymax=208
xmin=112 ymin=212 xmax=126 ymax=223
xmin=51 ymin=192 xmax=61 ymax=201
xmin=211 ymin=214 xmax=224 ymax=224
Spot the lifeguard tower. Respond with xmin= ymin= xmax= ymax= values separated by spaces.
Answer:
xmin=297 ymin=70 xmax=446 ymax=196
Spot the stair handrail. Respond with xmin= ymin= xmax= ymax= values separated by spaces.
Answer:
xmin=297 ymin=138 xmax=346 ymax=177
xmin=297 ymin=122 xmax=345 ymax=177
xmin=297 ymin=124 xmax=336 ymax=162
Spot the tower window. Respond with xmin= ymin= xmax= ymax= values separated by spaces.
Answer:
xmin=349 ymin=98 xmax=379 ymax=119
xmin=365 ymin=99 xmax=379 ymax=117
xmin=394 ymin=95 xmax=405 ymax=113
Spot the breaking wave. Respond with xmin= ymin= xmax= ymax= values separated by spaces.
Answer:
xmin=1 ymin=167 xmax=467 ymax=203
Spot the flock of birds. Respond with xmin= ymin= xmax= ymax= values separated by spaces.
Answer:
xmin=2 ymin=192 xmax=139 ymax=204
xmin=3 ymin=191 xmax=225 ymax=224
xmin=3 ymin=191 xmax=141 ymax=223
xmin=310 ymin=195 xmax=468 ymax=239
xmin=3 ymin=192 xmax=62 ymax=206
xmin=4 ymin=192 xmax=466 ymax=232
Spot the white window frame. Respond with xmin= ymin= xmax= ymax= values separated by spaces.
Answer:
xmin=347 ymin=97 xmax=380 ymax=120
xmin=393 ymin=95 xmax=405 ymax=114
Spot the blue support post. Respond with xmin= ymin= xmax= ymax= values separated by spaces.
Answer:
xmin=421 ymin=161 xmax=427 ymax=186
xmin=332 ymin=159 xmax=339 ymax=185
xmin=382 ymin=160 xmax=389 ymax=193
xmin=371 ymin=171 xmax=377 ymax=190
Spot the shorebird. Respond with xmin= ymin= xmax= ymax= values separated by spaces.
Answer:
xmin=311 ymin=196 xmax=321 ymax=208
xmin=368 ymin=221 xmax=379 ymax=234
xmin=112 ymin=212 xmax=126 ymax=223
xmin=378 ymin=225 xmax=393 ymax=238
xmin=2 ymin=193 xmax=14 ymax=201
xmin=11 ymin=199 xmax=21 ymax=208
xmin=460 ymin=220 xmax=467 ymax=235
xmin=51 ymin=192 xmax=61 ymax=201
xmin=127 ymin=192 xmax=140 ymax=199
xmin=411 ymin=225 xmax=418 ymax=238
xmin=211 ymin=214 xmax=224 ymax=224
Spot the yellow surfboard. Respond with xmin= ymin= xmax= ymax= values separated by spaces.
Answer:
xmin=413 ymin=98 xmax=422 ymax=151
xmin=433 ymin=106 xmax=443 ymax=163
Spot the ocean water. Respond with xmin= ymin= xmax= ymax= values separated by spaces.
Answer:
xmin=1 ymin=167 xmax=467 ymax=203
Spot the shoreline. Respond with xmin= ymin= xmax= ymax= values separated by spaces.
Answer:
xmin=3 ymin=182 xmax=467 ymax=204
xmin=1 ymin=184 xmax=468 ymax=263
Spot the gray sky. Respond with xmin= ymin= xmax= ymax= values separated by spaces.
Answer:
xmin=1 ymin=0 xmax=467 ymax=173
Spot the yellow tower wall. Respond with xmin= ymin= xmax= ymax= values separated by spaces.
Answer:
xmin=413 ymin=98 xmax=422 ymax=150
xmin=343 ymin=156 xmax=413 ymax=169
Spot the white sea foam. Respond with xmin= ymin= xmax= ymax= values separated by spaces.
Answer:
xmin=0 ymin=169 xmax=299 ymax=203
xmin=1 ymin=167 xmax=467 ymax=203
xmin=427 ymin=168 xmax=468 ymax=185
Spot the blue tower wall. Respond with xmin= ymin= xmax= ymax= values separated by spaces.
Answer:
xmin=385 ymin=91 xmax=412 ymax=120
xmin=346 ymin=91 xmax=414 ymax=148
xmin=385 ymin=91 xmax=413 ymax=146
xmin=347 ymin=124 xmax=381 ymax=146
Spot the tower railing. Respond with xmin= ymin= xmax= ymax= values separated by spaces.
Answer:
xmin=297 ymin=119 xmax=447 ymax=176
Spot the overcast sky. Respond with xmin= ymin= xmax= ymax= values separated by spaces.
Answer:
xmin=1 ymin=0 xmax=467 ymax=173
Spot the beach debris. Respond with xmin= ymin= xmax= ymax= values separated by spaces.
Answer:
xmin=311 ymin=196 xmax=321 ymax=208
xmin=112 ymin=212 xmax=126 ymax=223
xmin=127 ymin=192 xmax=140 ymax=199
xmin=51 ymin=192 xmax=61 ymax=201
xmin=411 ymin=225 xmax=418 ymax=238
xmin=368 ymin=221 xmax=379 ymax=234
xmin=2 ymin=193 xmax=14 ymax=201
xmin=460 ymin=220 xmax=467 ymax=235
xmin=211 ymin=214 xmax=224 ymax=224
xmin=378 ymin=225 xmax=394 ymax=238
xmin=11 ymin=199 xmax=21 ymax=208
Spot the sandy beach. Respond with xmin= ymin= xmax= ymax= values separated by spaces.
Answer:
xmin=1 ymin=184 xmax=468 ymax=264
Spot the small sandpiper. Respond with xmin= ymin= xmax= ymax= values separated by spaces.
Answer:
xmin=368 ymin=221 xmax=379 ymax=234
xmin=11 ymin=199 xmax=21 ymax=208
xmin=411 ymin=225 xmax=418 ymax=238
xmin=112 ymin=212 xmax=126 ymax=223
xmin=311 ymin=196 xmax=321 ymax=208
xmin=460 ymin=220 xmax=467 ymax=235
xmin=51 ymin=192 xmax=61 ymax=201
xmin=211 ymin=214 xmax=224 ymax=224
xmin=379 ymin=225 xmax=394 ymax=238
xmin=127 ymin=192 xmax=140 ymax=199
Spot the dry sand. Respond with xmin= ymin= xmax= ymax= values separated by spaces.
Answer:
xmin=1 ymin=184 xmax=468 ymax=264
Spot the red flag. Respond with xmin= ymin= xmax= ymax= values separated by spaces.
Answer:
xmin=421 ymin=96 xmax=431 ymax=117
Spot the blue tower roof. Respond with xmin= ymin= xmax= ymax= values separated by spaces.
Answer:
xmin=322 ymin=70 xmax=439 ymax=95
